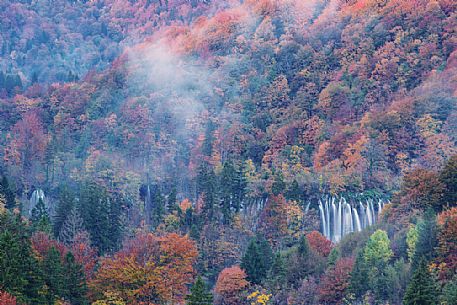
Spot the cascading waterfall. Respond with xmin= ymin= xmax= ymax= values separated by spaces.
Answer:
xmin=29 ymin=188 xmax=46 ymax=216
xmin=317 ymin=196 xmax=387 ymax=242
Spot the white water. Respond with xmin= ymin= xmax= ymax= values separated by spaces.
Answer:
xmin=317 ymin=196 xmax=387 ymax=242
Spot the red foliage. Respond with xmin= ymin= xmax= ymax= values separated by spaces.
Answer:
xmin=307 ymin=231 xmax=333 ymax=257
xmin=318 ymin=258 xmax=355 ymax=305
xmin=0 ymin=291 xmax=17 ymax=305
xmin=70 ymin=232 xmax=98 ymax=279
xmin=31 ymin=232 xmax=68 ymax=261
xmin=4 ymin=111 xmax=48 ymax=169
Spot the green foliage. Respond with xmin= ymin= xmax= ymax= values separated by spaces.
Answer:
xmin=241 ymin=235 xmax=273 ymax=285
xmin=267 ymin=252 xmax=287 ymax=291
xmin=412 ymin=209 xmax=437 ymax=271
xmin=53 ymin=185 xmax=75 ymax=238
xmin=327 ymin=248 xmax=340 ymax=267
xmin=79 ymin=182 xmax=123 ymax=254
xmin=0 ymin=212 xmax=45 ymax=304
xmin=403 ymin=259 xmax=437 ymax=305
xmin=185 ymin=276 xmax=213 ymax=305
xmin=439 ymin=155 xmax=457 ymax=207
xmin=363 ymin=230 xmax=393 ymax=266
xmin=0 ymin=176 xmax=15 ymax=210
xmin=63 ymin=252 xmax=88 ymax=305
xmin=31 ymin=198 xmax=52 ymax=234
xmin=406 ymin=224 xmax=419 ymax=262
xmin=349 ymin=250 xmax=369 ymax=299
xmin=42 ymin=246 xmax=64 ymax=304
xmin=440 ymin=277 xmax=457 ymax=305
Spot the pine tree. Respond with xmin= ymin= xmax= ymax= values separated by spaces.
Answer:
xmin=0 ymin=176 xmax=15 ymax=210
xmin=152 ymin=186 xmax=165 ymax=228
xmin=42 ymin=246 xmax=64 ymax=304
xmin=220 ymin=161 xmax=236 ymax=224
xmin=185 ymin=276 xmax=213 ymax=305
xmin=298 ymin=234 xmax=310 ymax=257
xmin=63 ymin=252 xmax=88 ymax=305
xmin=403 ymin=259 xmax=437 ymax=305
xmin=241 ymin=235 xmax=273 ymax=285
xmin=196 ymin=163 xmax=217 ymax=221
xmin=267 ymin=252 xmax=287 ymax=291
xmin=53 ymin=185 xmax=75 ymax=238
xmin=241 ymin=239 xmax=263 ymax=284
xmin=0 ymin=213 xmax=44 ymax=304
xmin=327 ymin=248 xmax=340 ymax=267
xmin=59 ymin=206 xmax=84 ymax=246
xmin=349 ymin=249 xmax=369 ymax=299
xmin=79 ymin=182 xmax=123 ymax=254
xmin=271 ymin=171 xmax=286 ymax=196
xmin=31 ymin=198 xmax=51 ymax=234
xmin=439 ymin=155 xmax=457 ymax=207
xmin=412 ymin=209 xmax=437 ymax=271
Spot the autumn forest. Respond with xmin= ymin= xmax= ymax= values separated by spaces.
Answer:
xmin=0 ymin=0 xmax=456 ymax=304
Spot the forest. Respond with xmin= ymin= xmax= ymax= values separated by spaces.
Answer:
xmin=0 ymin=0 xmax=456 ymax=304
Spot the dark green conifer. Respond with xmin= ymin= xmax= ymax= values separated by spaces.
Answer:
xmin=185 ymin=276 xmax=213 ymax=305
xmin=403 ymin=259 xmax=437 ymax=305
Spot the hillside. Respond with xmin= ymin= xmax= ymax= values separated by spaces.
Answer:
xmin=0 ymin=0 xmax=456 ymax=305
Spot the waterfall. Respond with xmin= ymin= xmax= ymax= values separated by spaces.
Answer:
xmin=29 ymin=188 xmax=46 ymax=216
xmin=317 ymin=196 xmax=387 ymax=243
xmin=353 ymin=207 xmax=362 ymax=232
xmin=305 ymin=201 xmax=311 ymax=213
xmin=318 ymin=200 xmax=328 ymax=239
xmin=332 ymin=200 xmax=337 ymax=242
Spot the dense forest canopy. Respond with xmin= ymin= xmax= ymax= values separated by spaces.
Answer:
xmin=0 ymin=0 xmax=456 ymax=304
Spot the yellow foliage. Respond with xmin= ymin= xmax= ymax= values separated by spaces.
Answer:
xmin=247 ymin=290 xmax=272 ymax=305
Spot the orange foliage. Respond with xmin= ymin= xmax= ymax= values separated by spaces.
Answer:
xmin=214 ymin=265 xmax=249 ymax=305
xmin=179 ymin=198 xmax=192 ymax=212
xmin=90 ymin=233 xmax=198 ymax=305
xmin=436 ymin=207 xmax=457 ymax=279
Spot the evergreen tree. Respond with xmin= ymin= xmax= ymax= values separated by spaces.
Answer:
xmin=202 ymin=120 xmax=215 ymax=157
xmin=233 ymin=162 xmax=246 ymax=213
xmin=31 ymin=198 xmax=51 ymax=234
xmin=53 ymin=185 xmax=75 ymax=238
xmin=267 ymin=252 xmax=287 ymax=291
xmin=327 ymin=248 xmax=340 ymax=267
xmin=0 ymin=213 xmax=45 ymax=304
xmin=298 ymin=234 xmax=310 ymax=257
xmin=350 ymin=250 xmax=369 ymax=299
xmin=440 ymin=277 xmax=457 ymax=305
xmin=152 ymin=186 xmax=165 ymax=228
xmin=59 ymin=206 xmax=84 ymax=246
xmin=439 ymin=155 xmax=457 ymax=207
xmin=412 ymin=209 xmax=437 ymax=271
xmin=42 ymin=246 xmax=64 ymax=304
xmin=241 ymin=235 xmax=273 ymax=285
xmin=220 ymin=161 xmax=236 ymax=224
xmin=403 ymin=259 xmax=437 ymax=305
xmin=63 ymin=252 xmax=88 ymax=305
xmin=271 ymin=171 xmax=286 ymax=196
xmin=167 ymin=186 xmax=178 ymax=213
xmin=185 ymin=276 xmax=213 ymax=305
xmin=0 ymin=176 xmax=15 ymax=210
xmin=286 ymin=179 xmax=302 ymax=202
xmin=241 ymin=239 xmax=263 ymax=284
xmin=196 ymin=163 xmax=217 ymax=221
xmin=79 ymin=182 xmax=122 ymax=254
